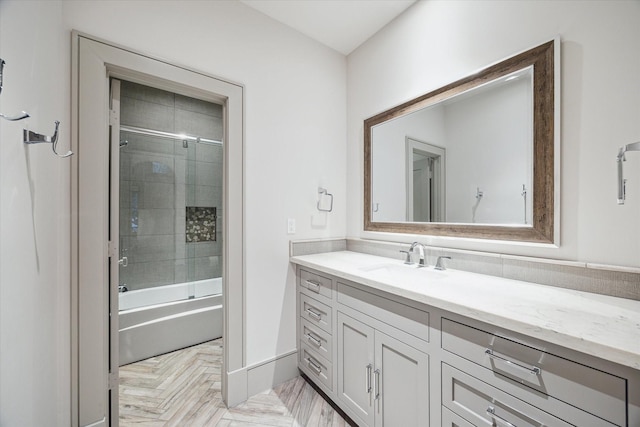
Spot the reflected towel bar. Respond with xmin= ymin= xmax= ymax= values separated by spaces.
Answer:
xmin=617 ymin=141 xmax=640 ymax=204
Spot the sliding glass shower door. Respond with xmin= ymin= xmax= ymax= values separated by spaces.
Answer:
xmin=117 ymin=80 xmax=224 ymax=311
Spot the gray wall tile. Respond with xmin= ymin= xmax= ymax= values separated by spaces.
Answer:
xmin=175 ymin=94 xmax=223 ymax=117
xmin=136 ymin=209 xmax=175 ymax=236
xmin=175 ymin=109 xmax=222 ymax=141
xmin=121 ymin=97 xmax=175 ymax=132
xmin=196 ymin=142 xmax=222 ymax=163
xmin=122 ymin=80 xmax=174 ymax=107
xmin=142 ymin=182 xmax=175 ymax=209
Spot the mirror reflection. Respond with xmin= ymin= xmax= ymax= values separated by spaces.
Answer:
xmin=364 ymin=39 xmax=556 ymax=243
xmin=371 ymin=67 xmax=533 ymax=225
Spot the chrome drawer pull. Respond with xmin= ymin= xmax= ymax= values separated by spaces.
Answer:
xmin=366 ymin=364 xmax=372 ymax=394
xmin=487 ymin=406 xmax=517 ymax=427
xmin=305 ymin=280 xmax=321 ymax=292
xmin=306 ymin=357 xmax=322 ymax=374
xmin=306 ymin=308 xmax=322 ymax=320
xmin=485 ymin=348 xmax=542 ymax=376
xmin=306 ymin=332 xmax=322 ymax=347
xmin=374 ymin=368 xmax=381 ymax=400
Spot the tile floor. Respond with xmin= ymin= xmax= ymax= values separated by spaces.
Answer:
xmin=119 ymin=339 xmax=349 ymax=426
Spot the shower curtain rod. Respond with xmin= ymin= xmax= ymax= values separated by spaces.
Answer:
xmin=120 ymin=124 xmax=222 ymax=145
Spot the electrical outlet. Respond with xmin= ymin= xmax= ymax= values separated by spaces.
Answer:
xmin=287 ymin=218 xmax=296 ymax=234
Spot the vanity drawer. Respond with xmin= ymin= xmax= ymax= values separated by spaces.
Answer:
xmin=442 ymin=318 xmax=626 ymax=426
xmin=337 ymin=281 xmax=429 ymax=342
xmin=442 ymin=363 xmax=576 ymax=427
xmin=299 ymin=268 xmax=333 ymax=301
xmin=300 ymin=341 xmax=333 ymax=391
xmin=300 ymin=294 xmax=332 ymax=334
xmin=441 ymin=406 xmax=475 ymax=427
xmin=300 ymin=317 xmax=332 ymax=362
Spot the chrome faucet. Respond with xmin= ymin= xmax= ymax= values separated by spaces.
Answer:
xmin=409 ymin=242 xmax=427 ymax=267
xmin=434 ymin=256 xmax=451 ymax=271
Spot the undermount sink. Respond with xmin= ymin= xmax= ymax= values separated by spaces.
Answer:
xmin=359 ymin=262 xmax=448 ymax=281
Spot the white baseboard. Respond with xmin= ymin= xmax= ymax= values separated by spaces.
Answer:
xmin=226 ymin=349 xmax=299 ymax=407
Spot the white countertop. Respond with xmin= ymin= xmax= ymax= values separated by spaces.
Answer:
xmin=291 ymin=251 xmax=640 ymax=370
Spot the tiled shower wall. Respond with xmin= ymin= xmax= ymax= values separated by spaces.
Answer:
xmin=119 ymin=80 xmax=223 ymax=291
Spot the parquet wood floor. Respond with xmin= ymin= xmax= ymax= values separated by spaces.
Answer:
xmin=119 ymin=339 xmax=348 ymax=426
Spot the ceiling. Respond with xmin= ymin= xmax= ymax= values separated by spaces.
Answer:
xmin=239 ymin=0 xmax=418 ymax=55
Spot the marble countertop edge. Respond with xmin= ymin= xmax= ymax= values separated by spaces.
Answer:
xmin=290 ymin=251 xmax=640 ymax=371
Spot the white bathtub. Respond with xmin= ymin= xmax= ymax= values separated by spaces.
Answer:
xmin=119 ymin=277 xmax=223 ymax=366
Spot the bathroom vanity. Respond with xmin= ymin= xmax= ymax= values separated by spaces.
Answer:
xmin=291 ymin=250 xmax=640 ymax=427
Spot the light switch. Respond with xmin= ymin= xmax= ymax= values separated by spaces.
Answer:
xmin=287 ymin=218 xmax=296 ymax=234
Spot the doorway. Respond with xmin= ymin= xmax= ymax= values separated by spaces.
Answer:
xmin=405 ymin=137 xmax=446 ymax=222
xmin=113 ymin=78 xmax=224 ymax=367
xmin=71 ymin=33 xmax=245 ymax=427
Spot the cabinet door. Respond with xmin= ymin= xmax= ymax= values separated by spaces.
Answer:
xmin=375 ymin=330 xmax=429 ymax=427
xmin=337 ymin=312 xmax=375 ymax=426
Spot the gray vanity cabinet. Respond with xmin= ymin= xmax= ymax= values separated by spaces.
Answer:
xmin=337 ymin=312 xmax=429 ymax=427
xmin=336 ymin=312 xmax=375 ymax=426
xmin=373 ymin=328 xmax=429 ymax=427
xmin=295 ymin=262 xmax=640 ymax=427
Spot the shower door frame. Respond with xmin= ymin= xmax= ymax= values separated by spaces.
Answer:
xmin=71 ymin=32 xmax=245 ymax=427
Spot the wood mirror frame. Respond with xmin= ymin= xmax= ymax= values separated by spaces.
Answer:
xmin=364 ymin=40 xmax=557 ymax=244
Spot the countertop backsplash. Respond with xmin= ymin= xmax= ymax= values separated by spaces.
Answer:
xmin=290 ymin=238 xmax=640 ymax=301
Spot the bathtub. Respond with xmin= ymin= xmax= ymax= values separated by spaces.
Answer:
xmin=119 ymin=277 xmax=223 ymax=366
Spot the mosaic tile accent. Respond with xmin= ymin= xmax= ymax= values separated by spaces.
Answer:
xmin=186 ymin=206 xmax=216 ymax=242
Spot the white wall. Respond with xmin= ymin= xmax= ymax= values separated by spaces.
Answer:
xmin=0 ymin=2 xmax=71 ymax=426
xmin=348 ymin=0 xmax=640 ymax=267
xmin=0 ymin=1 xmax=346 ymax=425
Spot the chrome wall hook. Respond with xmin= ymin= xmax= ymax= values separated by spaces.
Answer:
xmin=23 ymin=120 xmax=73 ymax=158
xmin=0 ymin=58 xmax=30 ymax=121
xmin=1 ymin=111 xmax=30 ymax=121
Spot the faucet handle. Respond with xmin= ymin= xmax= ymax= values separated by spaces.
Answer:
xmin=399 ymin=250 xmax=412 ymax=265
xmin=435 ymin=256 xmax=451 ymax=271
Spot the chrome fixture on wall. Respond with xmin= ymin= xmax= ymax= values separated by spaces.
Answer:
xmin=23 ymin=120 xmax=73 ymax=158
xmin=0 ymin=58 xmax=30 ymax=121
xmin=616 ymin=141 xmax=640 ymax=204
xmin=317 ymin=187 xmax=334 ymax=212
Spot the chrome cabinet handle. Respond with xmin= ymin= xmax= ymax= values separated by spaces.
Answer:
xmin=374 ymin=369 xmax=381 ymax=400
xmin=487 ymin=406 xmax=518 ymax=427
xmin=366 ymin=364 xmax=372 ymax=394
xmin=306 ymin=332 xmax=322 ymax=347
xmin=305 ymin=280 xmax=321 ymax=292
xmin=306 ymin=357 xmax=322 ymax=374
xmin=306 ymin=308 xmax=322 ymax=321
xmin=485 ymin=348 xmax=541 ymax=376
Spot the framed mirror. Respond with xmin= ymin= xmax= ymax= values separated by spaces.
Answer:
xmin=364 ymin=39 xmax=558 ymax=243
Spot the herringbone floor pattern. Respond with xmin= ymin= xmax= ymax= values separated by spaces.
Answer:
xmin=119 ymin=339 xmax=349 ymax=426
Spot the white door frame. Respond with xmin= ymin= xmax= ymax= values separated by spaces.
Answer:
xmin=405 ymin=137 xmax=446 ymax=222
xmin=70 ymin=32 xmax=245 ymax=427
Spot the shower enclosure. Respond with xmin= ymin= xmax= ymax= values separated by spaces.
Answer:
xmin=116 ymin=79 xmax=223 ymax=365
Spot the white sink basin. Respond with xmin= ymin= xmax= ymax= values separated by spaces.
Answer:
xmin=359 ymin=263 xmax=448 ymax=282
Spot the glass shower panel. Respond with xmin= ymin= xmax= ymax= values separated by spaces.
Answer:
xmin=118 ymin=80 xmax=223 ymax=311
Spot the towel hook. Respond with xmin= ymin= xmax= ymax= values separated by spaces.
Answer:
xmin=0 ymin=58 xmax=30 ymax=121
xmin=23 ymin=120 xmax=73 ymax=158
xmin=317 ymin=187 xmax=333 ymax=212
